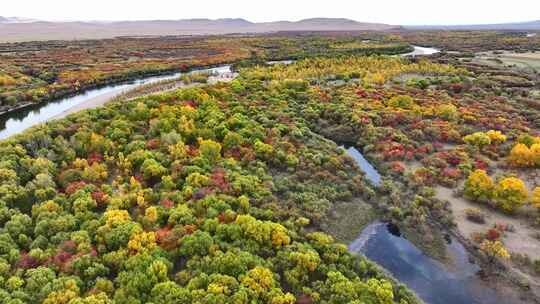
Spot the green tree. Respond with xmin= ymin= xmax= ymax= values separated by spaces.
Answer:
xmin=463 ymin=132 xmax=491 ymax=150
xmin=150 ymin=281 xmax=191 ymax=304
xmin=387 ymin=95 xmax=415 ymax=109
xmin=141 ymin=159 xmax=167 ymax=180
xmin=199 ymin=138 xmax=222 ymax=162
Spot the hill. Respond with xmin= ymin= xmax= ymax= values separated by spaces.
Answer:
xmin=0 ymin=17 xmax=398 ymax=42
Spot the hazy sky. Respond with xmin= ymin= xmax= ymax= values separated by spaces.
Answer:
xmin=2 ymin=0 xmax=539 ymax=25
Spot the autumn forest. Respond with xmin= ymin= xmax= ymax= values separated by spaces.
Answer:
xmin=0 ymin=24 xmax=540 ymax=304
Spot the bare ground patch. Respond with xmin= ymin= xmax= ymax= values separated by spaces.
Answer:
xmin=435 ymin=186 xmax=540 ymax=260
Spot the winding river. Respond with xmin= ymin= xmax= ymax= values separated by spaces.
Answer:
xmin=344 ymin=147 xmax=522 ymax=304
xmin=0 ymin=65 xmax=232 ymax=140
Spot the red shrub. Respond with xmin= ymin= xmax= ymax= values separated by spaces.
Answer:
xmin=179 ymin=64 xmax=189 ymax=72
xmin=226 ymin=147 xmax=243 ymax=160
xmin=61 ymin=240 xmax=78 ymax=253
xmin=474 ymin=160 xmax=488 ymax=171
xmin=156 ymin=226 xmax=179 ymax=250
xmin=133 ymin=174 xmax=144 ymax=183
xmin=184 ymin=100 xmax=197 ymax=108
xmin=18 ymin=252 xmax=40 ymax=269
xmin=486 ymin=228 xmax=501 ymax=241
xmin=446 ymin=155 xmax=462 ymax=166
xmin=91 ymin=191 xmax=109 ymax=207
xmin=187 ymin=146 xmax=199 ymax=157
xmin=450 ymin=83 xmax=463 ymax=93
xmin=65 ymin=181 xmax=87 ymax=195
xmin=390 ymin=161 xmax=406 ymax=174
xmin=146 ymin=139 xmax=160 ymax=150
xmin=210 ymin=169 xmax=230 ymax=192
xmin=184 ymin=224 xmax=197 ymax=235
xmin=87 ymin=152 xmax=103 ymax=165
xmin=53 ymin=250 xmax=73 ymax=269
xmin=161 ymin=199 xmax=175 ymax=209
xmin=356 ymin=89 xmax=368 ymax=98
xmin=442 ymin=168 xmax=461 ymax=179
xmin=383 ymin=143 xmax=405 ymax=160
xmin=416 ymin=145 xmax=432 ymax=155
xmin=296 ymin=294 xmax=313 ymax=304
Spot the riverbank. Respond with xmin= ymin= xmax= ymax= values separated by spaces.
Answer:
xmin=0 ymin=68 xmax=179 ymax=118
xmin=54 ymin=70 xmax=239 ymax=120
xmin=0 ymin=64 xmax=239 ymax=140
xmin=351 ymin=221 xmax=528 ymax=304
xmin=434 ymin=185 xmax=540 ymax=302
xmin=53 ymin=89 xmax=125 ymax=119
xmin=0 ymin=61 xmax=239 ymax=120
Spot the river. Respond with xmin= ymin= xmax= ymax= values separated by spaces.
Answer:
xmin=0 ymin=65 xmax=232 ymax=140
xmin=350 ymin=222 xmax=522 ymax=304
xmin=403 ymin=45 xmax=441 ymax=57
xmin=343 ymin=145 xmax=522 ymax=303
xmin=343 ymin=146 xmax=382 ymax=186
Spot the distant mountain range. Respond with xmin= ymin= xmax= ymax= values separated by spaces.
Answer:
xmin=0 ymin=17 xmax=398 ymax=42
xmin=2 ymin=16 xmax=540 ymax=42
xmin=0 ymin=16 xmax=40 ymax=24
xmin=405 ymin=20 xmax=540 ymax=30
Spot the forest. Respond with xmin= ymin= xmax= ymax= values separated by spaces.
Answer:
xmin=0 ymin=29 xmax=540 ymax=303
xmin=0 ymin=34 xmax=410 ymax=114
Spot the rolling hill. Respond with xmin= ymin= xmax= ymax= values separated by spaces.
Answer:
xmin=0 ymin=17 xmax=399 ymax=42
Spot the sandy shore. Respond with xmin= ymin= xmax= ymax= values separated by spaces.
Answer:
xmin=52 ymin=72 xmax=238 ymax=120
xmin=53 ymin=88 xmax=126 ymax=120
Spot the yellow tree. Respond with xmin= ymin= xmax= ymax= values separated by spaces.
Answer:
xmin=508 ymin=143 xmax=533 ymax=167
xmin=198 ymin=138 xmax=222 ymax=162
xmin=128 ymin=231 xmax=157 ymax=255
xmin=486 ymin=130 xmax=507 ymax=144
xmin=480 ymin=240 xmax=510 ymax=263
xmin=464 ymin=170 xmax=494 ymax=202
xmin=436 ymin=104 xmax=458 ymax=121
xmin=494 ymin=177 xmax=528 ymax=213
xmin=531 ymin=144 xmax=540 ymax=167
xmin=531 ymin=187 xmax=540 ymax=210
xmin=463 ymin=132 xmax=491 ymax=150
xmin=387 ymin=95 xmax=415 ymax=109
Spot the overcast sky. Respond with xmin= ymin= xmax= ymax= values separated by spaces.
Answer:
xmin=2 ymin=0 xmax=539 ymax=25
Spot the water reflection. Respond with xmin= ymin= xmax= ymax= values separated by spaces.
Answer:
xmin=350 ymin=222 xmax=517 ymax=304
